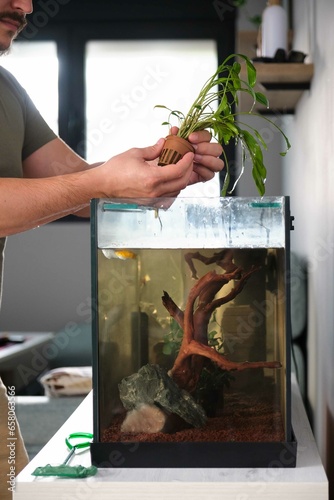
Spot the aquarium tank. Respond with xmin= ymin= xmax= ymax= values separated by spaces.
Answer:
xmin=90 ymin=197 xmax=297 ymax=468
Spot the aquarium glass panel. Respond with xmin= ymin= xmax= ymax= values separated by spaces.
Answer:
xmin=91 ymin=197 xmax=293 ymax=467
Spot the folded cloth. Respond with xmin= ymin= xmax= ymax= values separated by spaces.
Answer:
xmin=39 ymin=366 xmax=92 ymax=397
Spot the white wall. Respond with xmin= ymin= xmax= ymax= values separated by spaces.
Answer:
xmin=283 ymin=0 xmax=334 ymax=488
xmin=238 ymin=0 xmax=334 ymax=486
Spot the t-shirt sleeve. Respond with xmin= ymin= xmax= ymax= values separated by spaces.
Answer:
xmin=21 ymin=89 xmax=57 ymax=161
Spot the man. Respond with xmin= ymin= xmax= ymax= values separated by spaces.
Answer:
xmin=0 ymin=1 xmax=223 ymax=237
xmin=0 ymin=1 xmax=224 ymax=497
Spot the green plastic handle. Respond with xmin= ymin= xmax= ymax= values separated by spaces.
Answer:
xmin=65 ymin=432 xmax=94 ymax=450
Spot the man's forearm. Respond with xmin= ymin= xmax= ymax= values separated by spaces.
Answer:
xmin=0 ymin=171 xmax=99 ymax=237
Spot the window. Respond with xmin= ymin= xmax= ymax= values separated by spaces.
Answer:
xmin=85 ymin=39 xmax=220 ymax=196
xmin=0 ymin=41 xmax=59 ymax=134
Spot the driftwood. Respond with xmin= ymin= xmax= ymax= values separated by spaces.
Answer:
xmin=119 ymin=255 xmax=282 ymax=435
xmin=184 ymin=249 xmax=238 ymax=279
xmin=162 ymin=265 xmax=281 ymax=393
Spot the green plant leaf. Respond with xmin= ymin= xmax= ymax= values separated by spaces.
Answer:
xmin=221 ymin=121 xmax=240 ymax=138
xmin=245 ymin=58 xmax=257 ymax=88
xmin=232 ymin=61 xmax=241 ymax=76
xmin=170 ymin=110 xmax=184 ymax=120
xmin=255 ymin=92 xmax=269 ymax=108
xmin=217 ymin=94 xmax=229 ymax=115
xmin=162 ymin=344 xmax=173 ymax=355
xmin=208 ymin=330 xmax=218 ymax=339
xmin=252 ymin=167 xmax=266 ymax=196
xmin=241 ymin=129 xmax=267 ymax=196
xmin=241 ymin=129 xmax=262 ymax=159
xmin=252 ymin=128 xmax=268 ymax=150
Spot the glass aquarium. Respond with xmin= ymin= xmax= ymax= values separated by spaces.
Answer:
xmin=90 ymin=197 xmax=297 ymax=468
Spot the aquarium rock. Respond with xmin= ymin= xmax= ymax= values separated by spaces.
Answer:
xmin=119 ymin=364 xmax=207 ymax=429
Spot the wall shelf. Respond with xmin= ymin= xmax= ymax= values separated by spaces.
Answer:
xmin=237 ymin=31 xmax=314 ymax=113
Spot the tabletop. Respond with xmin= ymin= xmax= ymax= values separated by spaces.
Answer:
xmin=13 ymin=375 xmax=328 ymax=500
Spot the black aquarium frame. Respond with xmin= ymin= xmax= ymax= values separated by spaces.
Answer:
xmin=90 ymin=437 xmax=297 ymax=469
xmin=90 ymin=197 xmax=297 ymax=468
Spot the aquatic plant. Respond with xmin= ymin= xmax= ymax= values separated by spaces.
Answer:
xmin=155 ymin=53 xmax=290 ymax=196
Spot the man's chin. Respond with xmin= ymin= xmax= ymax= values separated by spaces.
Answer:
xmin=0 ymin=44 xmax=11 ymax=56
xmin=0 ymin=38 xmax=12 ymax=56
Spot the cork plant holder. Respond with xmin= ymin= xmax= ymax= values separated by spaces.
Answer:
xmin=158 ymin=135 xmax=195 ymax=166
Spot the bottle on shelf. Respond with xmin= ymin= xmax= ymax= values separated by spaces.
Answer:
xmin=261 ymin=0 xmax=288 ymax=59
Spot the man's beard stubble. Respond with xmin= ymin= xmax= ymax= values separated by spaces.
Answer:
xmin=0 ymin=11 xmax=27 ymax=56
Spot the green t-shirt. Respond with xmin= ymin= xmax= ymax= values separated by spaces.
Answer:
xmin=0 ymin=65 xmax=57 ymax=295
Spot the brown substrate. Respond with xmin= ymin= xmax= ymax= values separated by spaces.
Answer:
xmin=102 ymin=390 xmax=285 ymax=443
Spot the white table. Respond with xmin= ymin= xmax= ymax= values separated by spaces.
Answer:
xmin=14 ymin=376 xmax=328 ymax=500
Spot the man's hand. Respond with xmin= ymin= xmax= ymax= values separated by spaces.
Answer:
xmin=96 ymin=138 xmax=195 ymax=199
xmin=170 ymin=127 xmax=224 ymax=185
